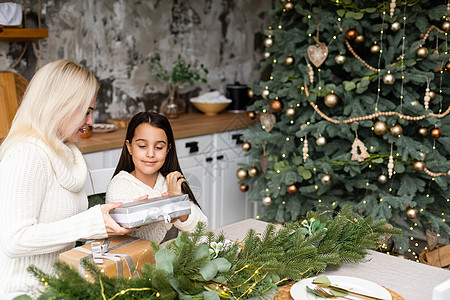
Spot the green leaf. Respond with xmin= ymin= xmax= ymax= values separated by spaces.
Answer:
xmin=306 ymin=286 xmax=323 ymax=297
xmin=346 ymin=11 xmax=364 ymax=20
xmin=336 ymin=9 xmax=346 ymax=17
xmin=343 ymin=81 xmax=356 ymax=91
xmin=194 ymin=243 xmax=210 ymax=260
xmin=372 ymin=158 xmax=384 ymax=164
xmin=203 ymin=291 xmax=221 ymax=300
xmin=155 ymin=249 xmax=176 ymax=274
xmin=13 ymin=295 xmax=33 ymax=300
xmin=313 ymin=275 xmax=331 ymax=285
xmin=394 ymin=163 xmax=405 ymax=173
xmin=214 ymin=258 xmax=232 ymax=272
xmin=200 ymin=261 xmax=219 ymax=281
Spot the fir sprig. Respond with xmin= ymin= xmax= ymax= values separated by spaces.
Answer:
xmin=27 ymin=205 xmax=400 ymax=300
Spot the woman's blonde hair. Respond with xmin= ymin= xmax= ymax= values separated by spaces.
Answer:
xmin=0 ymin=60 xmax=99 ymax=158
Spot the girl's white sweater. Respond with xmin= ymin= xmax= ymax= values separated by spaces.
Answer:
xmin=0 ymin=139 xmax=107 ymax=296
xmin=106 ymin=171 xmax=208 ymax=243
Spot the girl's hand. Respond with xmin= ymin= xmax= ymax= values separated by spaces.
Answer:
xmin=165 ymin=171 xmax=186 ymax=196
xmin=170 ymin=214 xmax=189 ymax=223
xmin=100 ymin=202 xmax=133 ymax=236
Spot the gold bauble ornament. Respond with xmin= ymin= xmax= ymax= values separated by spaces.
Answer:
xmin=430 ymin=127 xmax=442 ymax=139
xmin=390 ymin=124 xmax=403 ymax=137
xmin=413 ymin=161 xmax=425 ymax=172
xmin=270 ymin=99 xmax=283 ymax=113
xmin=262 ymin=89 xmax=270 ymax=100
xmin=442 ymin=20 xmax=450 ymax=33
xmin=429 ymin=90 xmax=436 ymax=100
xmin=264 ymin=37 xmax=274 ymax=48
xmin=446 ymin=61 xmax=450 ymax=71
xmin=355 ymin=35 xmax=365 ymax=43
xmin=346 ymin=28 xmax=358 ymax=40
xmin=378 ymin=174 xmax=388 ymax=184
xmin=262 ymin=195 xmax=273 ymax=206
xmin=239 ymin=184 xmax=249 ymax=192
xmin=383 ymin=72 xmax=395 ymax=85
xmin=320 ymin=173 xmax=332 ymax=186
xmin=248 ymin=89 xmax=254 ymax=99
xmin=335 ymin=54 xmax=347 ymax=65
xmin=446 ymin=168 xmax=450 ymax=178
xmin=374 ymin=121 xmax=389 ymax=136
xmin=370 ymin=43 xmax=381 ymax=54
xmin=416 ymin=46 xmax=428 ymax=58
xmin=248 ymin=166 xmax=259 ymax=177
xmin=418 ymin=151 xmax=426 ymax=161
xmin=248 ymin=111 xmax=257 ymax=120
xmin=406 ymin=207 xmax=418 ymax=219
xmin=241 ymin=142 xmax=251 ymax=152
xmin=411 ymin=100 xmax=420 ymax=106
xmin=263 ymin=51 xmax=271 ymax=60
xmin=285 ymin=106 xmax=296 ymax=118
xmin=284 ymin=55 xmax=295 ymax=66
xmin=391 ymin=21 xmax=401 ymax=32
xmin=418 ymin=127 xmax=428 ymax=136
xmin=324 ymin=93 xmax=339 ymax=108
xmin=236 ymin=168 xmax=248 ymax=180
xmin=287 ymin=184 xmax=298 ymax=195
xmin=316 ymin=135 xmax=327 ymax=147
xmin=284 ymin=1 xmax=294 ymax=11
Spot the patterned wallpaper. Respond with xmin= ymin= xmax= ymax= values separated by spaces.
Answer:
xmin=0 ymin=0 xmax=272 ymax=122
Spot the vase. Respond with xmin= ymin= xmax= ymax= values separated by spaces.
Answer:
xmin=160 ymin=86 xmax=186 ymax=119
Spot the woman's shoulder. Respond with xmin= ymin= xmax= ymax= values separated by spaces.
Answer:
xmin=2 ymin=139 xmax=49 ymax=163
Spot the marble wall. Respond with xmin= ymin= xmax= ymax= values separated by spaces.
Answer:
xmin=0 ymin=0 xmax=272 ymax=122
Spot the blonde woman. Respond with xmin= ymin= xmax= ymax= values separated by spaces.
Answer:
xmin=0 ymin=60 xmax=136 ymax=297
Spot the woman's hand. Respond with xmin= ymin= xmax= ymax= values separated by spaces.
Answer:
xmin=165 ymin=171 xmax=186 ymax=196
xmin=170 ymin=214 xmax=189 ymax=223
xmin=100 ymin=202 xmax=133 ymax=236
xmin=133 ymin=195 xmax=148 ymax=202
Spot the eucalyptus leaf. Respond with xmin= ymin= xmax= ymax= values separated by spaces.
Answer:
xmin=313 ymin=275 xmax=331 ymax=285
xmin=199 ymin=261 xmax=219 ymax=281
xmin=155 ymin=249 xmax=176 ymax=274
xmin=214 ymin=258 xmax=232 ymax=272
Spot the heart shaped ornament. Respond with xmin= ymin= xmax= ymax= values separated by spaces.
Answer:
xmin=259 ymin=112 xmax=276 ymax=132
xmin=307 ymin=44 xmax=328 ymax=68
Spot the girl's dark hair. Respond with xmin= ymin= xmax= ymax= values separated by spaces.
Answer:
xmin=114 ymin=111 xmax=200 ymax=207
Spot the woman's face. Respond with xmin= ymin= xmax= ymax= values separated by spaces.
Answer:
xmin=126 ymin=123 xmax=169 ymax=180
xmin=64 ymin=97 xmax=96 ymax=143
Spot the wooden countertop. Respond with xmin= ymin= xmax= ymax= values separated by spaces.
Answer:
xmin=78 ymin=112 xmax=255 ymax=154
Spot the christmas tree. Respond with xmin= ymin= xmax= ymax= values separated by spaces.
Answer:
xmin=240 ymin=0 xmax=450 ymax=253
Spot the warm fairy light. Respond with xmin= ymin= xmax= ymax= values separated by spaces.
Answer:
xmin=338 ymin=18 xmax=341 ymax=21
xmin=308 ymin=33 xmax=312 ymax=37
xmin=262 ymin=109 xmax=267 ymax=113
xmin=389 ymin=188 xmax=392 ymax=191
xmin=312 ymin=167 xmax=316 ymax=171
xmin=156 ymin=292 xmax=160 ymax=297
xmin=278 ymin=186 xmax=281 ymax=190
xmin=282 ymin=201 xmax=286 ymax=204
xmin=290 ymin=120 xmax=294 ymax=124
xmin=315 ymin=185 xmax=318 ymax=190
xmin=427 ymin=194 xmax=430 ymax=197
xmin=273 ymin=59 xmax=277 ymax=63
xmin=41 ymin=278 xmax=45 ymax=281
xmin=318 ymin=199 xmax=322 ymax=202
xmin=308 ymin=15 xmax=311 ymax=18
xmin=121 ymin=291 xmax=126 ymax=295
xmin=286 ymin=137 xmax=290 ymax=141
xmin=366 ymin=182 xmax=369 ymax=186
xmin=300 ymin=138 xmax=303 ymax=141
xmin=278 ymin=25 xmax=282 ymax=29
xmin=256 ymin=215 xmax=260 ymax=219
xmin=380 ymin=198 xmax=383 ymax=202
xmin=270 ymin=75 xmax=273 ymax=80
xmin=363 ymin=200 xmax=366 ymax=204
xmin=277 ymin=170 xmax=280 ymax=173
xmin=369 ymin=164 xmax=372 ymax=168
xmin=101 ymin=269 xmax=105 ymax=273
xmin=410 ymin=227 xmax=413 ymax=230
xmin=265 ymin=188 xmax=269 ymax=192
xmin=420 ymin=208 xmax=424 ymax=212
xmin=282 ymin=153 xmax=286 ymax=157
xmin=408 ymin=248 xmax=412 ymax=252
xmin=388 ymin=205 xmax=391 ymax=209
xmin=332 ymin=202 xmax=336 ymax=206
xmin=307 ymin=122 xmax=310 ymax=125
xmin=410 ymin=237 xmax=414 ymax=240
xmin=370 ymin=146 xmax=374 ymax=150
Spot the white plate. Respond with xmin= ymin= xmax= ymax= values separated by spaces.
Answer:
xmin=92 ymin=123 xmax=118 ymax=133
xmin=290 ymin=275 xmax=392 ymax=300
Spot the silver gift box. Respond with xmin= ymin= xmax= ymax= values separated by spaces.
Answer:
xmin=110 ymin=194 xmax=191 ymax=228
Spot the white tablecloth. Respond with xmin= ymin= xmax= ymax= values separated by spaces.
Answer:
xmin=213 ymin=218 xmax=450 ymax=300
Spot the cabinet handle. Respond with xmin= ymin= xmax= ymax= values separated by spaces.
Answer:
xmin=216 ymin=155 xmax=224 ymax=160
xmin=205 ymin=157 xmax=213 ymax=162
xmin=232 ymin=133 xmax=243 ymax=145
xmin=185 ymin=141 xmax=199 ymax=153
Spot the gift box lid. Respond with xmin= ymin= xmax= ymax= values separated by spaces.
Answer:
xmin=110 ymin=194 xmax=191 ymax=228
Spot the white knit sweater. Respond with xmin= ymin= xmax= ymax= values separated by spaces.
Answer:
xmin=106 ymin=171 xmax=208 ymax=243
xmin=0 ymin=139 xmax=107 ymax=296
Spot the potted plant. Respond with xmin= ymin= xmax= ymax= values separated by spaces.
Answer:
xmin=149 ymin=55 xmax=208 ymax=118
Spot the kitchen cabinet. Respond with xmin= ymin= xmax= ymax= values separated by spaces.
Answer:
xmin=83 ymin=129 xmax=255 ymax=230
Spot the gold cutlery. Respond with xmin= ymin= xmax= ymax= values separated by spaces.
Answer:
xmin=314 ymin=283 xmax=388 ymax=300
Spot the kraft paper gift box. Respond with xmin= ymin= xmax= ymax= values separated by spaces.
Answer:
xmin=59 ymin=235 xmax=155 ymax=279
xmin=109 ymin=194 xmax=191 ymax=229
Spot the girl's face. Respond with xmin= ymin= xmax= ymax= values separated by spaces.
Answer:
xmin=64 ymin=97 xmax=95 ymax=143
xmin=126 ymin=123 xmax=169 ymax=181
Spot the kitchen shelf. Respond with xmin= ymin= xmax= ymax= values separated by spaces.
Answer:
xmin=0 ymin=28 xmax=48 ymax=42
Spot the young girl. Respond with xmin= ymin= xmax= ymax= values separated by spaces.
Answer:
xmin=106 ymin=112 xmax=208 ymax=243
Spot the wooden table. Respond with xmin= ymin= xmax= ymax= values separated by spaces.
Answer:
xmin=213 ymin=219 xmax=450 ymax=300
